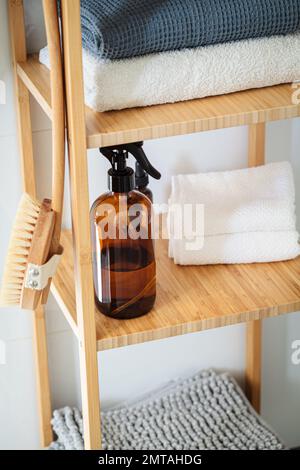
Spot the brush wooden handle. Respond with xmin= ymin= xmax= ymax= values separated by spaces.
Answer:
xmin=41 ymin=0 xmax=65 ymax=304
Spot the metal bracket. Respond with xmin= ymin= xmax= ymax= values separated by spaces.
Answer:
xmin=24 ymin=253 xmax=62 ymax=291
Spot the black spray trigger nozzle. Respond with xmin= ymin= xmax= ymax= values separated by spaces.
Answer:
xmin=100 ymin=142 xmax=161 ymax=180
xmin=126 ymin=142 xmax=161 ymax=180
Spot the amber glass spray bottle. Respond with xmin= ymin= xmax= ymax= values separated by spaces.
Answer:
xmin=90 ymin=142 xmax=161 ymax=319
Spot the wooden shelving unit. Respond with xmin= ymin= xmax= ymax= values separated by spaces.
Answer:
xmin=8 ymin=0 xmax=300 ymax=450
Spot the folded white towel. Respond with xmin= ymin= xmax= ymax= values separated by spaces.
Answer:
xmin=198 ymin=201 xmax=296 ymax=236
xmin=39 ymin=33 xmax=300 ymax=112
xmin=170 ymin=231 xmax=300 ymax=265
xmin=169 ymin=162 xmax=297 ymax=234
xmin=171 ymin=162 xmax=295 ymax=205
xmin=168 ymin=162 xmax=300 ymax=265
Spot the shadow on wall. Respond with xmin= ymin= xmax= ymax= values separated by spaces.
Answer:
xmin=24 ymin=0 xmax=47 ymax=53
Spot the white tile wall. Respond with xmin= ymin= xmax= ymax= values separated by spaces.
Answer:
xmin=0 ymin=4 xmax=17 ymax=138
xmin=0 ymin=338 xmax=40 ymax=450
xmin=262 ymin=312 xmax=300 ymax=448
xmin=47 ymin=331 xmax=81 ymax=410
xmin=98 ymin=324 xmax=246 ymax=411
xmin=30 ymin=96 xmax=51 ymax=133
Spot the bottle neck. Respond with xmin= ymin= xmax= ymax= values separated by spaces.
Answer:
xmin=135 ymin=161 xmax=149 ymax=189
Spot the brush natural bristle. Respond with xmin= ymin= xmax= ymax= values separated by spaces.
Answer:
xmin=0 ymin=193 xmax=41 ymax=307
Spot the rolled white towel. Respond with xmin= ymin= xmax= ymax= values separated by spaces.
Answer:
xmin=170 ymin=231 xmax=300 ymax=265
xmin=39 ymin=33 xmax=300 ymax=112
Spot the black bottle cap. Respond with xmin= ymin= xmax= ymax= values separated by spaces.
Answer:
xmin=106 ymin=150 xmax=135 ymax=193
xmin=135 ymin=161 xmax=149 ymax=188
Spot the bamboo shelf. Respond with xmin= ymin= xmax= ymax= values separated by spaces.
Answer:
xmin=17 ymin=55 xmax=300 ymax=148
xmin=51 ymin=231 xmax=300 ymax=352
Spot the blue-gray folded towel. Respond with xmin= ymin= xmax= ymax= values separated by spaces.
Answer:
xmin=80 ymin=0 xmax=300 ymax=59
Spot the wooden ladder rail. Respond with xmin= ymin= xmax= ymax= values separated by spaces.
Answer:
xmin=245 ymin=122 xmax=266 ymax=412
xmin=7 ymin=0 xmax=53 ymax=447
xmin=41 ymin=0 xmax=66 ymax=304
xmin=60 ymin=0 xmax=102 ymax=450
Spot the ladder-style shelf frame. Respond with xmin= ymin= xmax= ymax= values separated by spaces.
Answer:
xmin=7 ymin=0 xmax=300 ymax=450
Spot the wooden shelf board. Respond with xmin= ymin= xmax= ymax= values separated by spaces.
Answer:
xmin=17 ymin=56 xmax=52 ymax=119
xmin=18 ymin=56 xmax=300 ymax=149
xmin=51 ymin=231 xmax=300 ymax=352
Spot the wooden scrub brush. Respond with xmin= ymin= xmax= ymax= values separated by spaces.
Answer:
xmin=0 ymin=0 xmax=65 ymax=310
xmin=0 ymin=195 xmax=58 ymax=309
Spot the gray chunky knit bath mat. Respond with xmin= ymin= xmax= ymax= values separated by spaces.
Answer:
xmin=49 ymin=370 xmax=284 ymax=450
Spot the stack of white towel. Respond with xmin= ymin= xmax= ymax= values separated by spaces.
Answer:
xmin=39 ymin=34 xmax=300 ymax=112
xmin=168 ymin=162 xmax=300 ymax=265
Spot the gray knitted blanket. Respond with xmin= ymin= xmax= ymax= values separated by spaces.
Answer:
xmin=49 ymin=370 xmax=284 ymax=450
xmin=80 ymin=0 xmax=300 ymax=59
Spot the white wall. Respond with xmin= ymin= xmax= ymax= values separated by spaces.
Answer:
xmin=0 ymin=0 xmax=299 ymax=450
